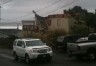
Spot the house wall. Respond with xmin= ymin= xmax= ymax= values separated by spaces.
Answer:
xmin=22 ymin=20 xmax=35 ymax=36
xmin=23 ymin=22 xmax=35 ymax=25
xmin=47 ymin=18 xmax=70 ymax=33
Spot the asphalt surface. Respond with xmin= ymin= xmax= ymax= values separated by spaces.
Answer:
xmin=0 ymin=49 xmax=96 ymax=66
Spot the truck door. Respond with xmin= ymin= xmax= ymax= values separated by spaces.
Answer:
xmin=20 ymin=41 xmax=26 ymax=57
xmin=16 ymin=41 xmax=22 ymax=56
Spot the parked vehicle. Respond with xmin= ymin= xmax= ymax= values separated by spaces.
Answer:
xmin=76 ymin=37 xmax=88 ymax=42
xmin=57 ymin=34 xmax=82 ymax=51
xmin=13 ymin=38 xmax=53 ymax=63
xmin=67 ymin=33 xmax=96 ymax=60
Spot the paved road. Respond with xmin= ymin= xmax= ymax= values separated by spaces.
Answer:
xmin=0 ymin=49 xmax=96 ymax=66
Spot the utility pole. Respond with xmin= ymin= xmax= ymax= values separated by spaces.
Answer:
xmin=0 ymin=0 xmax=12 ymax=29
xmin=0 ymin=6 xmax=1 ymax=28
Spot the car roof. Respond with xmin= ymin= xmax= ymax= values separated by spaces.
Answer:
xmin=89 ymin=33 xmax=96 ymax=35
xmin=15 ymin=38 xmax=40 ymax=41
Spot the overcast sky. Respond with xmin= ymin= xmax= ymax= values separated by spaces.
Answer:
xmin=0 ymin=0 xmax=96 ymax=29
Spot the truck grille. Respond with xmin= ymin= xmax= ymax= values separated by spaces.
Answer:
xmin=38 ymin=49 xmax=47 ymax=53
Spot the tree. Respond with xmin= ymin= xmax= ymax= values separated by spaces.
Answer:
xmin=71 ymin=25 xmax=89 ymax=36
xmin=89 ymin=13 xmax=96 ymax=32
xmin=64 ymin=6 xmax=96 ymax=32
xmin=7 ymin=35 xmax=18 ymax=40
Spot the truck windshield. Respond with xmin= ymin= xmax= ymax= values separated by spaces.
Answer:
xmin=57 ymin=36 xmax=64 ymax=42
xmin=26 ymin=40 xmax=44 ymax=46
xmin=88 ymin=34 xmax=96 ymax=40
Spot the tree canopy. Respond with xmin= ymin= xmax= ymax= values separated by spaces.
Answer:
xmin=64 ymin=6 xmax=96 ymax=32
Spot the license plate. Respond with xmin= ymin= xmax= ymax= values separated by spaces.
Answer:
xmin=42 ymin=55 xmax=46 ymax=57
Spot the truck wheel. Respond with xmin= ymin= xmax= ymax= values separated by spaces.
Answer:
xmin=46 ymin=57 xmax=52 ymax=62
xmin=87 ymin=50 xmax=96 ymax=60
xmin=25 ymin=54 xmax=30 ymax=63
xmin=13 ymin=52 xmax=18 ymax=61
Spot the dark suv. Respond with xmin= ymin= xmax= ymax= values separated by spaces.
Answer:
xmin=57 ymin=34 xmax=82 ymax=51
xmin=88 ymin=33 xmax=96 ymax=40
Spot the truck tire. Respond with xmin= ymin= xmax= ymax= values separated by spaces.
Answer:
xmin=87 ymin=50 xmax=96 ymax=60
xmin=25 ymin=54 xmax=30 ymax=63
xmin=13 ymin=52 xmax=18 ymax=61
xmin=46 ymin=57 xmax=52 ymax=62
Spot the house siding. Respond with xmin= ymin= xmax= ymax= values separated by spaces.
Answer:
xmin=48 ymin=18 xmax=71 ymax=33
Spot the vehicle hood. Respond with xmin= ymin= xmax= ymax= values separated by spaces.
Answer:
xmin=26 ymin=45 xmax=49 ymax=49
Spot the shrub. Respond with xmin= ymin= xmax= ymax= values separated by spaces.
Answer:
xmin=23 ymin=29 xmax=67 ymax=49
xmin=26 ymin=29 xmax=68 ymax=50
xmin=0 ymin=38 xmax=14 ymax=49
xmin=71 ymin=26 xmax=89 ymax=36
xmin=7 ymin=35 xmax=18 ymax=40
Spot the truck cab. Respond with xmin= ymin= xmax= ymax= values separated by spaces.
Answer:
xmin=57 ymin=34 xmax=82 ymax=51
xmin=88 ymin=33 xmax=96 ymax=40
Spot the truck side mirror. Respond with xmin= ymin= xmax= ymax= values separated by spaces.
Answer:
xmin=22 ymin=45 xmax=25 ymax=48
xmin=44 ymin=43 xmax=46 ymax=45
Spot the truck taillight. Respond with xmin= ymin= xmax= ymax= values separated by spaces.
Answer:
xmin=77 ymin=45 xmax=80 ymax=50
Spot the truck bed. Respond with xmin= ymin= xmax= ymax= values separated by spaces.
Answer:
xmin=67 ymin=40 xmax=96 ymax=51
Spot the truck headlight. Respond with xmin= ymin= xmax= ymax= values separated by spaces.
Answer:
xmin=29 ymin=49 xmax=33 ymax=53
xmin=48 ymin=47 xmax=52 ymax=51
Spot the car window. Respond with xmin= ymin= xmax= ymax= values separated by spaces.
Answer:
xmin=67 ymin=36 xmax=73 ymax=42
xmin=26 ymin=40 xmax=44 ymax=46
xmin=22 ymin=41 xmax=25 ymax=46
xmin=57 ymin=36 xmax=64 ymax=42
xmin=17 ymin=41 xmax=22 ymax=47
xmin=13 ymin=41 xmax=17 ymax=46
xmin=88 ymin=34 xmax=96 ymax=40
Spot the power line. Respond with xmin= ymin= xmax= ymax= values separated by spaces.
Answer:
xmin=0 ymin=0 xmax=13 ymax=6
xmin=0 ymin=0 xmax=13 ymax=28
xmin=0 ymin=0 xmax=14 ymax=22
xmin=28 ymin=0 xmax=80 ymax=19
xmin=0 ymin=0 xmax=80 ymax=29
xmin=36 ymin=0 xmax=62 ymax=12
xmin=43 ymin=0 xmax=80 ymax=16
xmin=2 ymin=0 xmax=80 ymax=21
xmin=11 ymin=0 xmax=62 ymax=19
xmin=12 ymin=13 xmax=33 ymax=19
